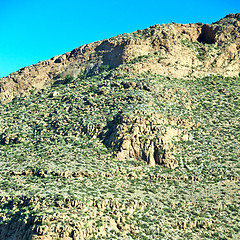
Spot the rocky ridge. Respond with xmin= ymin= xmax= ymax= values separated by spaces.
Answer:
xmin=0 ymin=13 xmax=239 ymax=103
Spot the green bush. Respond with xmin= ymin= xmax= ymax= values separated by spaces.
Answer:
xmin=99 ymin=64 xmax=110 ymax=72
xmin=64 ymin=74 xmax=74 ymax=84
xmin=77 ymin=73 xmax=86 ymax=80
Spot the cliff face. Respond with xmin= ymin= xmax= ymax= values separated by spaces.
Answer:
xmin=0 ymin=13 xmax=239 ymax=103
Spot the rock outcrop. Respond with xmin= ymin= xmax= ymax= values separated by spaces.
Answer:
xmin=0 ymin=13 xmax=239 ymax=103
xmin=101 ymin=112 xmax=195 ymax=169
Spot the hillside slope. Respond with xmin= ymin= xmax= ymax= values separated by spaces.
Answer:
xmin=0 ymin=14 xmax=239 ymax=240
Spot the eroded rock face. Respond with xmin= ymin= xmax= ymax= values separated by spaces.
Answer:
xmin=101 ymin=113 xmax=195 ymax=169
xmin=0 ymin=196 xmax=150 ymax=240
xmin=0 ymin=14 xmax=239 ymax=103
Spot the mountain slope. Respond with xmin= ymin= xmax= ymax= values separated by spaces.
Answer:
xmin=0 ymin=14 xmax=239 ymax=240
xmin=0 ymin=13 xmax=239 ymax=103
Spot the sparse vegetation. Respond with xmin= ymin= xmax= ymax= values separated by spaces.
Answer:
xmin=0 ymin=69 xmax=239 ymax=239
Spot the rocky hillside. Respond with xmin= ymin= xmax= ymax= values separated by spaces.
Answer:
xmin=0 ymin=14 xmax=239 ymax=239
xmin=0 ymin=13 xmax=239 ymax=103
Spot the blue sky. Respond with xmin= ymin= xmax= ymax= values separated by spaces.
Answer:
xmin=0 ymin=0 xmax=239 ymax=78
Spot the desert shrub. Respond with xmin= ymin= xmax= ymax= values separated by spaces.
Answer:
xmin=99 ymin=64 xmax=110 ymax=73
xmin=63 ymin=75 xmax=74 ymax=84
xmin=77 ymin=73 xmax=86 ymax=80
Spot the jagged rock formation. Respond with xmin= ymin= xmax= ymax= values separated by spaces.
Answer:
xmin=0 ymin=196 xmax=149 ymax=240
xmin=0 ymin=13 xmax=239 ymax=103
xmin=101 ymin=113 xmax=195 ymax=168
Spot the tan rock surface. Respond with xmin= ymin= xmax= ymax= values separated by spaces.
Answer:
xmin=101 ymin=113 xmax=195 ymax=168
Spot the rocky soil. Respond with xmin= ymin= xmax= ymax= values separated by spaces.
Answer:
xmin=0 ymin=14 xmax=239 ymax=239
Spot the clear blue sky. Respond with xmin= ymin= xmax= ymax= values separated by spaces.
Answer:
xmin=0 ymin=0 xmax=239 ymax=78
